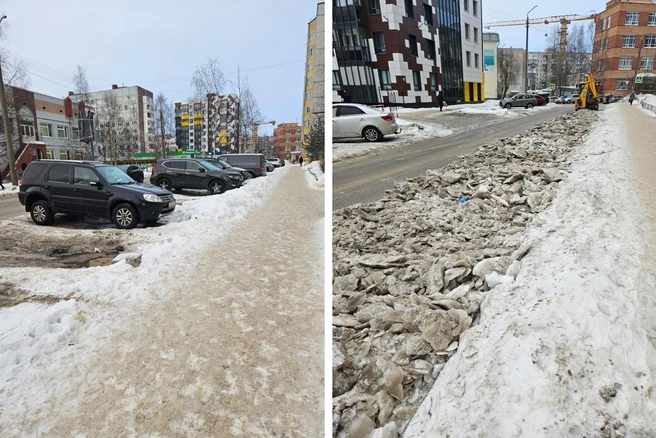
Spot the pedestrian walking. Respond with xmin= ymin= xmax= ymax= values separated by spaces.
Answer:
xmin=0 ymin=178 xmax=4 ymax=190
xmin=338 ymin=89 xmax=352 ymax=103
xmin=437 ymin=91 xmax=445 ymax=112
xmin=629 ymin=92 xmax=635 ymax=106
xmin=299 ymin=156 xmax=304 ymax=167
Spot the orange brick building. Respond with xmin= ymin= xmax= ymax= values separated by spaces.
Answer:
xmin=273 ymin=122 xmax=302 ymax=162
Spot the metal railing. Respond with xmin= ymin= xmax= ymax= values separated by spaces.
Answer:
xmin=641 ymin=101 xmax=656 ymax=114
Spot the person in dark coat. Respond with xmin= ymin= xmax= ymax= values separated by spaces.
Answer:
xmin=299 ymin=155 xmax=304 ymax=167
xmin=437 ymin=91 xmax=445 ymax=111
xmin=338 ymin=89 xmax=352 ymax=103
xmin=629 ymin=92 xmax=635 ymax=106
xmin=0 ymin=178 xmax=4 ymax=190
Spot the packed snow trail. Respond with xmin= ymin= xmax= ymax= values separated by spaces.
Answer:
xmin=3 ymin=166 xmax=324 ymax=437
xmin=403 ymin=105 xmax=656 ymax=437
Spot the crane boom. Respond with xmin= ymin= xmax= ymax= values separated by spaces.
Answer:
xmin=251 ymin=120 xmax=276 ymax=153
xmin=484 ymin=13 xmax=595 ymax=28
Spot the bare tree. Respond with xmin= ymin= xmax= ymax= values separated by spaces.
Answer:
xmin=497 ymin=50 xmax=521 ymax=99
xmin=72 ymin=65 xmax=90 ymax=103
xmin=232 ymin=67 xmax=263 ymax=152
xmin=191 ymin=56 xmax=226 ymax=98
xmin=97 ymin=92 xmax=131 ymax=162
xmin=153 ymin=92 xmax=173 ymax=159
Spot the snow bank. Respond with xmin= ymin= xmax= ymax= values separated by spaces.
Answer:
xmin=304 ymin=161 xmax=325 ymax=189
xmin=404 ymin=105 xmax=656 ymax=437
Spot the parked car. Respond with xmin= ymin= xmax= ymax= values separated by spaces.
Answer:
xmin=499 ymin=94 xmax=538 ymax=109
xmin=535 ymin=92 xmax=552 ymax=104
xmin=555 ymin=94 xmax=575 ymax=104
xmin=217 ymin=153 xmax=268 ymax=178
xmin=332 ymin=103 xmax=400 ymax=142
xmin=603 ymin=94 xmax=623 ymax=104
xmin=532 ymin=94 xmax=547 ymax=106
xmin=266 ymin=157 xmax=282 ymax=168
xmin=203 ymin=158 xmax=251 ymax=181
xmin=151 ymin=158 xmax=239 ymax=194
xmin=18 ymin=160 xmax=175 ymax=229
xmin=116 ymin=164 xmax=144 ymax=183
xmin=265 ymin=162 xmax=275 ymax=172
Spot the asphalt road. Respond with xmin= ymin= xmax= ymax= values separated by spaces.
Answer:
xmin=334 ymin=105 xmax=575 ymax=210
xmin=0 ymin=194 xmax=24 ymax=220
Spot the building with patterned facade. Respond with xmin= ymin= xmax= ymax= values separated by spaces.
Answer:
xmin=593 ymin=0 xmax=656 ymax=96
xmin=174 ymin=94 xmax=240 ymax=155
xmin=303 ymin=2 xmax=325 ymax=146
xmin=273 ymin=123 xmax=302 ymax=162
xmin=333 ymin=0 xmax=483 ymax=106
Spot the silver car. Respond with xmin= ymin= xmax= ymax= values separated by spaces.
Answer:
xmin=499 ymin=94 xmax=538 ymax=109
xmin=333 ymin=103 xmax=400 ymax=142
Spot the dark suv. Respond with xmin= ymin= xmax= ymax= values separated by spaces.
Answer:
xmin=151 ymin=158 xmax=239 ymax=193
xmin=218 ymin=153 xmax=268 ymax=178
xmin=203 ymin=158 xmax=251 ymax=182
xmin=18 ymin=160 xmax=175 ymax=229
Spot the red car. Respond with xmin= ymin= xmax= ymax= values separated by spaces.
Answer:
xmin=532 ymin=94 xmax=547 ymax=106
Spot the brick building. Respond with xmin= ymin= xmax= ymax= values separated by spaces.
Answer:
xmin=593 ymin=0 xmax=656 ymax=96
xmin=273 ymin=123 xmax=302 ymax=162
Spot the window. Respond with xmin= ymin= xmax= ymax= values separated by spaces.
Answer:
xmin=641 ymin=56 xmax=654 ymax=70
xmin=465 ymin=24 xmax=470 ymax=40
xmin=337 ymin=106 xmax=365 ymax=116
xmin=426 ymin=39 xmax=436 ymax=60
xmin=625 ymin=11 xmax=639 ymax=25
xmin=47 ymin=164 xmax=71 ymax=183
xmin=73 ymin=167 xmax=100 ymax=185
xmin=373 ymin=31 xmax=386 ymax=54
xmin=124 ymin=105 xmax=128 ymax=110
xmin=473 ymin=0 xmax=478 ymax=16
xmin=57 ymin=126 xmax=68 ymax=139
xmin=464 ymin=0 xmax=469 ymax=11
xmin=622 ymin=35 xmax=636 ymax=48
xmin=475 ymin=53 xmax=479 ymax=68
xmin=474 ymin=27 xmax=479 ymax=43
xmin=409 ymin=34 xmax=418 ymax=56
xmin=645 ymin=35 xmax=656 ymax=48
xmin=378 ymin=69 xmax=392 ymax=90
xmin=40 ymin=123 xmax=53 ymax=137
xmin=46 ymin=150 xmax=55 ymax=159
xmin=423 ymin=3 xmax=433 ymax=26
xmin=405 ymin=0 xmax=414 ymax=19
xmin=430 ymin=73 xmax=437 ymax=91
xmin=619 ymin=57 xmax=633 ymax=70
xmin=616 ymin=79 xmax=629 ymax=90
xmin=368 ymin=0 xmax=380 ymax=14
xmin=649 ymin=12 xmax=656 ymax=26
xmin=466 ymin=51 xmax=472 ymax=67
xmin=20 ymin=123 xmax=34 ymax=137
xmin=412 ymin=71 xmax=422 ymax=91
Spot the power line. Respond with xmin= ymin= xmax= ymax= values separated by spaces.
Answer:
xmin=6 ymin=50 xmax=73 ymax=83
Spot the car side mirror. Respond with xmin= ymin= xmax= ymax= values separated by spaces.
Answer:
xmin=199 ymin=167 xmax=206 ymax=172
xmin=90 ymin=181 xmax=103 ymax=188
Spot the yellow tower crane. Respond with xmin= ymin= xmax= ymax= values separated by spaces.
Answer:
xmin=485 ymin=13 xmax=596 ymax=90
xmin=251 ymin=120 xmax=276 ymax=153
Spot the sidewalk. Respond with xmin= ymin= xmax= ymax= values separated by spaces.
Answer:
xmin=5 ymin=167 xmax=324 ymax=437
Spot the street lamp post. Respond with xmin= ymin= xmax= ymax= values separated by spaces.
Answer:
xmin=525 ymin=5 xmax=538 ymax=93
xmin=0 ymin=14 xmax=19 ymax=186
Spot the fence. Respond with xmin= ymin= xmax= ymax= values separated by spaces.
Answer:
xmin=640 ymin=101 xmax=656 ymax=115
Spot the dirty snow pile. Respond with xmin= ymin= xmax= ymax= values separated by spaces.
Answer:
xmin=331 ymin=109 xmax=634 ymax=437
xmin=304 ymin=160 xmax=325 ymax=189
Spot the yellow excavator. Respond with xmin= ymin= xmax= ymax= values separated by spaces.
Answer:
xmin=574 ymin=73 xmax=600 ymax=110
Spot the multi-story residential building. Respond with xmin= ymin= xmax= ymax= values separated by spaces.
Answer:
xmin=593 ymin=0 xmax=656 ymax=96
xmin=482 ymin=32 xmax=500 ymax=99
xmin=70 ymin=84 xmax=155 ymax=155
xmin=174 ymin=94 xmax=240 ymax=155
xmin=303 ymin=2 xmax=325 ymax=146
xmin=461 ymin=0 xmax=484 ymax=101
xmin=273 ymin=123 xmax=302 ymax=162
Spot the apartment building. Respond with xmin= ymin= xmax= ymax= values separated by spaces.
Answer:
xmin=70 ymin=85 xmax=155 ymax=154
xmin=273 ymin=123 xmax=302 ymax=162
xmin=174 ymin=94 xmax=240 ymax=155
xmin=303 ymin=2 xmax=325 ymax=145
xmin=593 ymin=0 xmax=656 ymax=95
xmin=460 ymin=0 xmax=484 ymax=102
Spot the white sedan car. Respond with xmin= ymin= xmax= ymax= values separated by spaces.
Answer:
xmin=333 ymin=103 xmax=400 ymax=142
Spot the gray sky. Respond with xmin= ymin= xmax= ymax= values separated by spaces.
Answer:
xmin=1 ymin=0 xmax=319 ymax=136
xmin=483 ymin=0 xmax=603 ymax=51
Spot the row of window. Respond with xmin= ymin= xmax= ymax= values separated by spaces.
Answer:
xmin=463 ymin=0 xmax=479 ymax=16
xmin=621 ymin=34 xmax=656 ymax=48
xmin=369 ymin=0 xmax=437 ymax=26
xmin=464 ymin=24 xmax=479 ymax=42
xmin=378 ymin=69 xmax=439 ymax=92
xmin=44 ymin=150 xmax=84 ymax=160
xmin=622 ymin=11 xmax=656 ymax=27
xmin=27 ymin=123 xmax=78 ymax=140
xmin=618 ymin=56 xmax=655 ymax=70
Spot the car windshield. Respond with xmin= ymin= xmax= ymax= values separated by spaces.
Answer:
xmin=98 ymin=166 xmax=135 ymax=184
xmin=210 ymin=160 xmax=228 ymax=169
xmin=197 ymin=160 xmax=220 ymax=171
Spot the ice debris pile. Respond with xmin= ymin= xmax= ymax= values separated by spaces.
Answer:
xmin=332 ymin=110 xmax=598 ymax=438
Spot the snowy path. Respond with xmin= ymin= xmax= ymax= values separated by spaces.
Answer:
xmin=403 ymin=106 xmax=656 ymax=437
xmin=2 ymin=167 xmax=324 ymax=437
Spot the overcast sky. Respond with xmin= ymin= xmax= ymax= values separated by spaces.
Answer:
xmin=483 ymin=0 xmax=603 ymax=51
xmin=1 ymin=0 xmax=320 ymax=136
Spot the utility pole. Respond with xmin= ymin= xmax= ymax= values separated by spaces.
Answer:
xmin=631 ymin=36 xmax=644 ymax=93
xmin=0 ymin=14 xmax=18 ymax=185
xmin=524 ymin=5 xmax=538 ymax=93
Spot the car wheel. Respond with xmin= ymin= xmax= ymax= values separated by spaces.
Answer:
xmin=362 ymin=126 xmax=383 ymax=142
xmin=112 ymin=203 xmax=139 ymax=229
xmin=505 ymin=103 xmax=512 ymax=109
xmin=30 ymin=200 xmax=54 ymax=225
xmin=208 ymin=180 xmax=226 ymax=195
xmin=248 ymin=171 xmax=256 ymax=179
xmin=526 ymin=103 xmax=534 ymax=109
xmin=157 ymin=178 xmax=171 ymax=190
